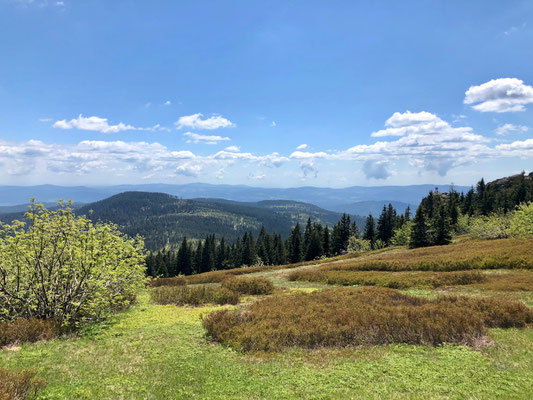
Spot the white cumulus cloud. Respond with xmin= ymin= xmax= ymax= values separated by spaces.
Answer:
xmin=53 ymin=114 xmax=165 ymax=134
xmin=464 ymin=78 xmax=533 ymax=113
xmin=296 ymin=143 xmax=308 ymax=150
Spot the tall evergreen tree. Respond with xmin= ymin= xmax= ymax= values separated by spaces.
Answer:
xmin=287 ymin=223 xmax=303 ymax=263
xmin=322 ymin=225 xmax=330 ymax=257
xmin=410 ymin=206 xmax=429 ymax=248
xmin=363 ymin=214 xmax=376 ymax=248
xmin=433 ymin=204 xmax=452 ymax=245
xmin=177 ymin=237 xmax=193 ymax=275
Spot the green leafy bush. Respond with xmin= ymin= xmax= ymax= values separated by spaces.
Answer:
xmin=221 ymin=277 xmax=274 ymax=295
xmin=391 ymin=222 xmax=412 ymax=246
xmin=0 ymin=318 xmax=59 ymax=348
xmin=0 ymin=201 xmax=146 ymax=326
xmin=509 ymin=202 xmax=533 ymax=238
xmin=347 ymin=237 xmax=371 ymax=253
xmin=0 ymin=367 xmax=46 ymax=400
xmin=203 ymin=288 xmax=532 ymax=352
xmin=469 ymin=212 xmax=511 ymax=240
xmin=151 ymin=286 xmax=240 ymax=306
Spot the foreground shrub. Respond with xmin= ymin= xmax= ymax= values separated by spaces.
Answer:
xmin=203 ymin=288 xmax=532 ymax=352
xmin=150 ymin=276 xmax=187 ymax=287
xmin=151 ymin=286 xmax=239 ymax=306
xmin=0 ymin=368 xmax=46 ymax=400
xmin=288 ymin=270 xmax=486 ymax=289
xmin=0 ymin=201 xmax=146 ymax=326
xmin=221 ymin=277 xmax=274 ymax=295
xmin=0 ymin=318 xmax=59 ymax=348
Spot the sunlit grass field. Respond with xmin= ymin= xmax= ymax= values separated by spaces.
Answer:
xmin=1 ymin=239 xmax=533 ymax=399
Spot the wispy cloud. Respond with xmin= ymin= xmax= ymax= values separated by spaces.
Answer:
xmin=183 ymin=132 xmax=230 ymax=144
xmin=495 ymin=123 xmax=528 ymax=135
xmin=296 ymin=143 xmax=307 ymax=150
xmin=175 ymin=113 xmax=234 ymax=130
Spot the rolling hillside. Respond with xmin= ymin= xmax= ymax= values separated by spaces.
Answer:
xmin=71 ymin=192 xmax=362 ymax=250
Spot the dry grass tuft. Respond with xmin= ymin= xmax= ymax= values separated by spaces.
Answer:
xmin=202 ymin=287 xmax=533 ymax=352
xmin=0 ymin=367 xmax=46 ymax=400
xmin=0 ymin=318 xmax=59 ymax=348
xmin=151 ymin=286 xmax=240 ymax=306
xmin=221 ymin=277 xmax=274 ymax=295
xmin=150 ymin=276 xmax=187 ymax=287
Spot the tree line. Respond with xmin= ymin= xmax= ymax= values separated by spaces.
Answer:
xmin=147 ymin=172 xmax=532 ymax=276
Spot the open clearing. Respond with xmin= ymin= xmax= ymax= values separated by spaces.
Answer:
xmin=1 ymin=239 xmax=533 ymax=399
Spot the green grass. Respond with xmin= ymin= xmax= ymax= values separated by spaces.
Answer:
xmin=1 ymin=291 xmax=532 ymax=399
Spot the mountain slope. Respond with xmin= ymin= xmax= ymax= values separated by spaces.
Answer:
xmin=72 ymin=192 xmax=361 ymax=251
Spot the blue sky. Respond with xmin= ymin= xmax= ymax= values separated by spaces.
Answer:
xmin=0 ymin=0 xmax=532 ymax=187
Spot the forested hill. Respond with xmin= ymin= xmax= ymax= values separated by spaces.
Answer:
xmin=73 ymin=192 xmax=362 ymax=251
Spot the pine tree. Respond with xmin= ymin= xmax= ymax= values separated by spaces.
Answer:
xmin=177 ymin=237 xmax=193 ymax=275
xmin=433 ymin=204 xmax=451 ymax=245
xmin=193 ymin=241 xmax=203 ymax=274
xmin=322 ymin=225 xmax=330 ymax=257
xmin=287 ymin=223 xmax=303 ymax=263
xmin=305 ymin=228 xmax=323 ymax=261
xmin=410 ymin=206 xmax=429 ymax=248
xmin=363 ymin=214 xmax=376 ymax=248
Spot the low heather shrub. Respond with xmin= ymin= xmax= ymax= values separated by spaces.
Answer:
xmin=0 ymin=318 xmax=59 ymax=348
xmin=202 ymin=287 xmax=532 ymax=352
xmin=288 ymin=270 xmax=486 ymax=289
xmin=150 ymin=276 xmax=187 ymax=287
xmin=221 ymin=277 xmax=274 ymax=295
xmin=0 ymin=368 xmax=46 ymax=400
xmin=304 ymin=238 xmax=533 ymax=273
xmin=151 ymin=286 xmax=239 ymax=306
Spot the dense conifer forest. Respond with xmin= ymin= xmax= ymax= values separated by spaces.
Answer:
xmin=147 ymin=172 xmax=533 ymax=277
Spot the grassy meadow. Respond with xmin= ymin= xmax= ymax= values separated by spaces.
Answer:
xmin=2 ymin=238 xmax=533 ymax=399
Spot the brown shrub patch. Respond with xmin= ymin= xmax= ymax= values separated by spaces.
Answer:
xmin=202 ymin=287 xmax=532 ymax=352
xmin=288 ymin=270 xmax=486 ymax=289
xmin=322 ymin=239 xmax=533 ymax=272
xmin=0 ymin=368 xmax=46 ymax=400
xmin=0 ymin=318 xmax=59 ymax=348
xmin=150 ymin=276 xmax=187 ymax=287
xmin=221 ymin=277 xmax=274 ymax=295
xmin=469 ymin=271 xmax=533 ymax=291
xmin=151 ymin=286 xmax=240 ymax=306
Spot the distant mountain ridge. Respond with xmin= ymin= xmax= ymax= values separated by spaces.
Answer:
xmin=66 ymin=192 xmax=363 ymax=251
xmin=0 ymin=183 xmax=469 ymax=215
xmin=329 ymin=200 xmax=417 ymax=217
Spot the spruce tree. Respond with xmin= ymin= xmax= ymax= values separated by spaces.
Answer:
xmin=363 ymin=214 xmax=376 ymax=248
xmin=287 ymin=223 xmax=303 ymax=263
xmin=434 ymin=204 xmax=452 ymax=245
xmin=410 ymin=206 xmax=429 ymax=248
xmin=322 ymin=225 xmax=330 ymax=257
xmin=177 ymin=237 xmax=193 ymax=275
